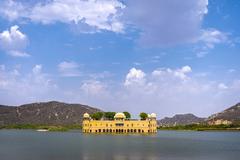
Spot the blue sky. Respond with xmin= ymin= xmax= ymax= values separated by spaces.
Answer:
xmin=0 ymin=0 xmax=239 ymax=118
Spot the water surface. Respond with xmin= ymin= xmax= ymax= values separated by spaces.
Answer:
xmin=0 ymin=130 xmax=240 ymax=160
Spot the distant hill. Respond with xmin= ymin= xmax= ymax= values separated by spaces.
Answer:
xmin=0 ymin=101 xmax=101 ymax=126
xmin=158 ymin=113 xmax=205 ymax=126
xmin=207 ymin=102 xmax=240 ymax=125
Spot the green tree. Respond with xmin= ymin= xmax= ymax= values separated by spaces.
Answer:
xmin=90 ymin=112 xmax=104 ymax=120
xmin=123 ymin=111 xmax=131 ymax=119
xmin=139 ymin=112 xmax=148 ymax=120
xmin=104 ymin=112 xmax=116 ymax=120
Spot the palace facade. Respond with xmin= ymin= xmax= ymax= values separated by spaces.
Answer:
xmin=82 ymin=112 xmax=157 ymax=133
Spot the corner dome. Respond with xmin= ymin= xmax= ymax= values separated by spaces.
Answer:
xmin=83 ymin=113 xmax=90 ymax=118
xmin=114 ymin=112 xmax=126 ymax=119
xmin=150 ymin=113 xmax=157 ymax=118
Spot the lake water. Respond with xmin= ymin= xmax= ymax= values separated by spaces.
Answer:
xmin=0 ymin=130 xmax=240 ymax=160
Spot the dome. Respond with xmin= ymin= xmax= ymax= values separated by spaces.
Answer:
xmin=83 ymin=113 xmax=90 ymax=118
xmin=114 ymin=112 xmax=126 ymax=119
xmin=148 ymin=114 xmax=151 ymax=118
xmin=150 ymin=113 xmax=157 ymax=118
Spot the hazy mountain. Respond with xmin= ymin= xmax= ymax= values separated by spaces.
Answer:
xmin=158 ymin=113 xmax=205 ymax=126
xmin=0 ymin=101 xmax=101 ymax=126
xmin=207 ymin=102 xmax=240 ymax=125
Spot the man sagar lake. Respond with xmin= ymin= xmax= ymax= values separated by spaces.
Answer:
xmin=0 ymin=129 xmax=239 ymax=160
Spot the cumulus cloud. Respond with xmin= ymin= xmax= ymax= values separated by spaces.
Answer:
xmin=0 ymin=25 xmax=29 ymax=57
xmin=200 ymin=29 xmax=229 ymax=49
xmin=58 ymin=61 xmax=81 ymax=77
xmin=195 ymin=29 xmax=230 ymax=58
xmin=119 ymin=66 xmax=240 ymax=117
xmin=81 ymin=80 xmax=107 ymax=95
xmin=124 ymin=68 xmax=146 ymax=86
xmin=0 ymin=0 xmax=26 ymax=21
xmin=124 ymin=0 xmax=208 ymax=46
xmin=0 ymin=64 xmax=57 ymax=105
xmin=152 ymin=65 xmax=192 ymax=81
xmin=218 ymin=83 xmax=228 ymax=90
xmin=0 ymin=0 xmax=125 ymax=33
xmin=32 ymin=64 xmax=42 ymax=75
xmin=0 ymin=0 xmax=229 ymax=50
xmin=1 ymin=64 xmax=240 ymax=117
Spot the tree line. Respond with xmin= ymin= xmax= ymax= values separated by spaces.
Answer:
xmin=90 ymin=112 xmax=148 ymax=120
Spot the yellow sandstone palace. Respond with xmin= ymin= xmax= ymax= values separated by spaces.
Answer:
xmin=82 ymin=112 xmax=157 ymax=133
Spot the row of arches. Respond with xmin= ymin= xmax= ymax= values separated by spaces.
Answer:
xmin=85 ymin=129 xmax=149 ymax=133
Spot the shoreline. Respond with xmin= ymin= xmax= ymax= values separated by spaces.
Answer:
xmin=1 ymin=124 xmax=240 ymax=132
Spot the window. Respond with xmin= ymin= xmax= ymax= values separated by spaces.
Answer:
xmin=115 ymin=123 xmax=124 ymax=126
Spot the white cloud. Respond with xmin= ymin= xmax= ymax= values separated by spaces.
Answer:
xmin=196 ymin=51 xmax=208 ymax=58
xmin=0 ymin=0 xmax=229 ymax=50
xmin=1 ymin=64 xmax=240 ymax=117
xmin=218 ymin=83 xmax=228 ymax=90
xmin=152 ymin=65 xmax=192 ymax=81
xmin=7 ymin=50 xmax=30 ymax=57
xmin=124 ymin=68 xmax=146 ymax=86
xmin=0 ymin=0 xmax=125 ymax=33
xmin=200 ymin=29 xmax=229 ymax=49
xmin=81 ymin=80 xmax=106 ymax=95
xmin=0 ymin=64 xmax=57 ymax=105
xmin=119 ymin=66 xmax=240 ymax=117
xmin=0 ymin=25 xmax=29 ymax=57
xmin=0 ymin=0 xmax=26 ymax=21
xmin=58 ymin=61 xmax=81 ymax=77
xmin=195 ymin=29 xmax=230 ymax=58
xmin=124 ymin=0 xmax=209 ymax=46
xmin=181 ymin=66 xmax=192 ymax=73
xmin=32 ymin=64 xmax=42 ymax=75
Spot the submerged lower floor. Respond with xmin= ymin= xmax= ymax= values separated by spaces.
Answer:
xmin=83 ymin=128 xmax=157 ymax=133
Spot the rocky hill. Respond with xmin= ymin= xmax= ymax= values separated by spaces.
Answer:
xmin=158 ymin=113 xmax=205 ymax=126
xmin=207 ymin=102 xmax=240 ymax=125
xmin=0 ymin=101 xmax=101 ymax=126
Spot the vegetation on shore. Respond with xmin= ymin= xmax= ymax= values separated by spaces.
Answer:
xmin=1 ymin=123 xmax=240 ymax=132
xmin=158 ymin=124 xmax=240 ymax=131
xmin=0 ymin=124 xmax=82 ymax=132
